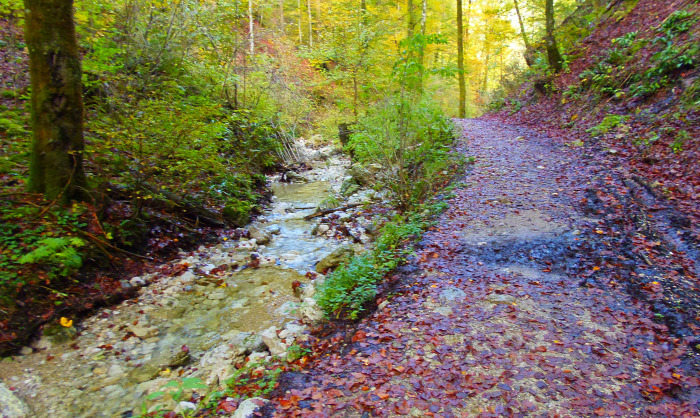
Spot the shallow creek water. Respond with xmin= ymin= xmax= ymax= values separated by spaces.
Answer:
xmin=0 ymin=160 xmax=354 ymax=417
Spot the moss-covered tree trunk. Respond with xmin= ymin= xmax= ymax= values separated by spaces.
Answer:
xmin=24 ymin=0 xmax=88 ymax=202
xmin=545 ymin=0 xmax=563 ymax=73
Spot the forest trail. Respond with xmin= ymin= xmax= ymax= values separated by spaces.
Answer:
xmin=265 ymin=119 xmax=700 ymax=417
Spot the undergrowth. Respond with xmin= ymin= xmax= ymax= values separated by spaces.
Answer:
xmin=315 ymin=201 xmax=448 ymax=320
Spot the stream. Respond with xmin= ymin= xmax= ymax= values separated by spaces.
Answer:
xmin=0 ymin=149 xmax=380 ymax=417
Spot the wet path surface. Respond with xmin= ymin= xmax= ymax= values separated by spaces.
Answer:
xmin=268 ymin=119 xmax=700 ymax=416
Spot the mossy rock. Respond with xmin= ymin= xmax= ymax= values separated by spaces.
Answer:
xmin=42 ymin=324 xmax=77 ymax=344
xmin=222 ymin=199 xmax=252 ymax=227
xmin=340 ymin=178 xmax=360 ymax=197
xmin=316 ymin=246 xmax=354 ymax=273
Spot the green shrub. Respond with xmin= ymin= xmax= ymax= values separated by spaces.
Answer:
xmin=18 ymin=237 xmax=86 ymax=279
xmin=347 ymin=97 xmax=455 ymax=212
xmin=315 ymin=208 xmax=433 ymax=319
xmin=587 ymin=114 xmax=630 ymax=136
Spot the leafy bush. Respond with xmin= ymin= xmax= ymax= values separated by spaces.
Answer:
xmin=315 ymin=208 xmax=435 ymax=319
xmin=347 ymin=97 xmax=455 ymax=212
xmin=587 ymin=114 xmax=630 ymax=136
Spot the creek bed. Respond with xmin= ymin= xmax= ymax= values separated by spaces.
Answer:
xmin=0 ymin=158 xmax=367 ymax=417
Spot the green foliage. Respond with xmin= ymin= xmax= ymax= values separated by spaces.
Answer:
xmin=18 ymin=237 xmax=86 ymax=279
xmin=224 ymin=360 xmax=283 ymax=398
xmin=659 ymin=10 xmax=696 ymax=37
xmin=315 ymin=206 xmax=441 ymax=319
xmin=347 ymin=97 xmax=455 ymax=212
xmin=587 ymin=114 xmax=630 ymax=136
xmin=0 ymin=203 xmax=87 ymax=303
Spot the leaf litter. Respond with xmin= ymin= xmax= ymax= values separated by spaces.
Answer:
xmin=262 ymin=119 xmax=699 ymax=417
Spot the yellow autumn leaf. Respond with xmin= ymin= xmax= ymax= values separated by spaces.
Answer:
xmin=60 ymin=317 xmax=73 ymax=328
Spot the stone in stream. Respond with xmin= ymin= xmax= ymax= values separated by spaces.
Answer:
xmin=315 ymin=246 xmax=354 ymax=273
xmin=0 ymin=382 xmax=30 ymax=418
xmin=248 ymin=224 xmax=272 ymax=245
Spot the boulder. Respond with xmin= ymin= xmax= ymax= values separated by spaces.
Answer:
xmin=315 ymin=246 xmax=354 ymax=273
xmin=283 ymin=171 xmax=308 ymax=183
xmin=0 ymin=382 xmax=30 ymax=418
xmin=300 ymin=297 xmax=325 ymax=324
xmin=260 ymin=326 xmax=287 ymax=356
xmin=228 ymin=332 xmax=267 ymax=355
xmin=232 ymin=397 xmax=269 ymax=418
xmin=248 ymin=224 xmax=271 ymax=245
xmin=340 ymin=177 xmax=360 ymax=197
xmin=42 ymin=323 xmax=77 ymax=344
xmin=222 ymin=199 xmax=251 ymax=227
xmin=348 ymin=164 xmax=373 ymax=186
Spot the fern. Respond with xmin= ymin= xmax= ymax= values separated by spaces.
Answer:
xmin=19 ymin=237 xmax=85 ymax=278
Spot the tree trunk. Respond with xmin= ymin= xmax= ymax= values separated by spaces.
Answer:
xmin=248 ymin=0 xmax=255 ymax=56
xmin=307 ymin=0 xmax=313 ymax=47
xmin=279 ymin=0 xmax=285 ymax=29
xmin=406 ymin=0 xmax=414 ymax=37
xmin=298 ymin=0 xmax=303 ymax=44
xmin=513 ymin=0 xmax=533 ymax=66
xmin=457 ymin=0 xmax=466 ymax=118
xmin=24 ymin=0 xmax=88 ymax=202
xmin=545 ymin=0 xmax=563 ymax=72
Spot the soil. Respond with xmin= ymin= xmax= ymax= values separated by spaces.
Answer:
xmin=260 ymin=118 xmax=700 ymax=416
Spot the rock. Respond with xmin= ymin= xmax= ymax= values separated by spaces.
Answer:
xmin=247 ymin=352 xmax=268 ymax=364
xmin=130 ymin=276 xmax=146 ymax=286
xmin=367 ymin=163 xmax=383 ymax=175
xmin=129 ymin=364 xmax=162 ymax=384
xmin=260 ymin=326 xmax=287 ymax=356
xmin=228 ymin=332 xmax=267 ymax=355
xmin=315 ymin=246 xmax=354 ymax=273
xmin=222 ymin=199 xmax=251 ymax=227
xmin=283 ymin=171 xmax=308 ymax=183
xmin=0 ymin=382 xmax=30 ymax=418
xmin=340 ymin=178 xmax=360 ymax=197
xmin=348 ymin=164 xmax=372 ymax=186
xmin=129 ymin=324 xmax=158 ymax=339
xmin=177 ymin=401 xmax=197 ymax=413
xmin=316 ymin=224 xmax=330 ymax=236
xmin=41 ymin=324 xmax=77 ymax=344
xmin=438 ymin=287 xmax=467 ymax=304
xmin=267 ymin=225 xmax=281 ymax=235
xmin=485 ymin=294 xmax=516 ymax=304
xmin=275 ymin=301 xmax=297 ymax=316
xmin=249 ymin=224 xmax=271 ymax=245
xmin=232 ymin=397 xmax=269 ymax=418
xmin=300 ymin=297 xmax=325 ymax=324
xmin=281 ymin=323 xmax=308 ymax=341
xmin=108 ymin=364 xmax=125 ymax=378
xmin=19 ymin=347 xmax=32 ymax=356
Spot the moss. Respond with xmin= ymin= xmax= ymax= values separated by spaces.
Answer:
xmin=222 ymin=198 xmax=252 ymax=227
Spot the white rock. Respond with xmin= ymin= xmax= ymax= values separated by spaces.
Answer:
xmin=232 ymin=397 xmax=269 ymax=418
xmin=300 ymin=298 xmax=325 ymax=324
xmin=316 ymin=224 xmax=330 ymax=235
xmin=130 ymin=276 xmax=146 ymax=286
xmin=260 ymin=326 xmax=287 ymax=356
xmin=178 ymin=401 xmax=197 ymax=412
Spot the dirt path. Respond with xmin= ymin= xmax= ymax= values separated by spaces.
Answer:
xmin=264 ymin=119 xmax=700 ymax=417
